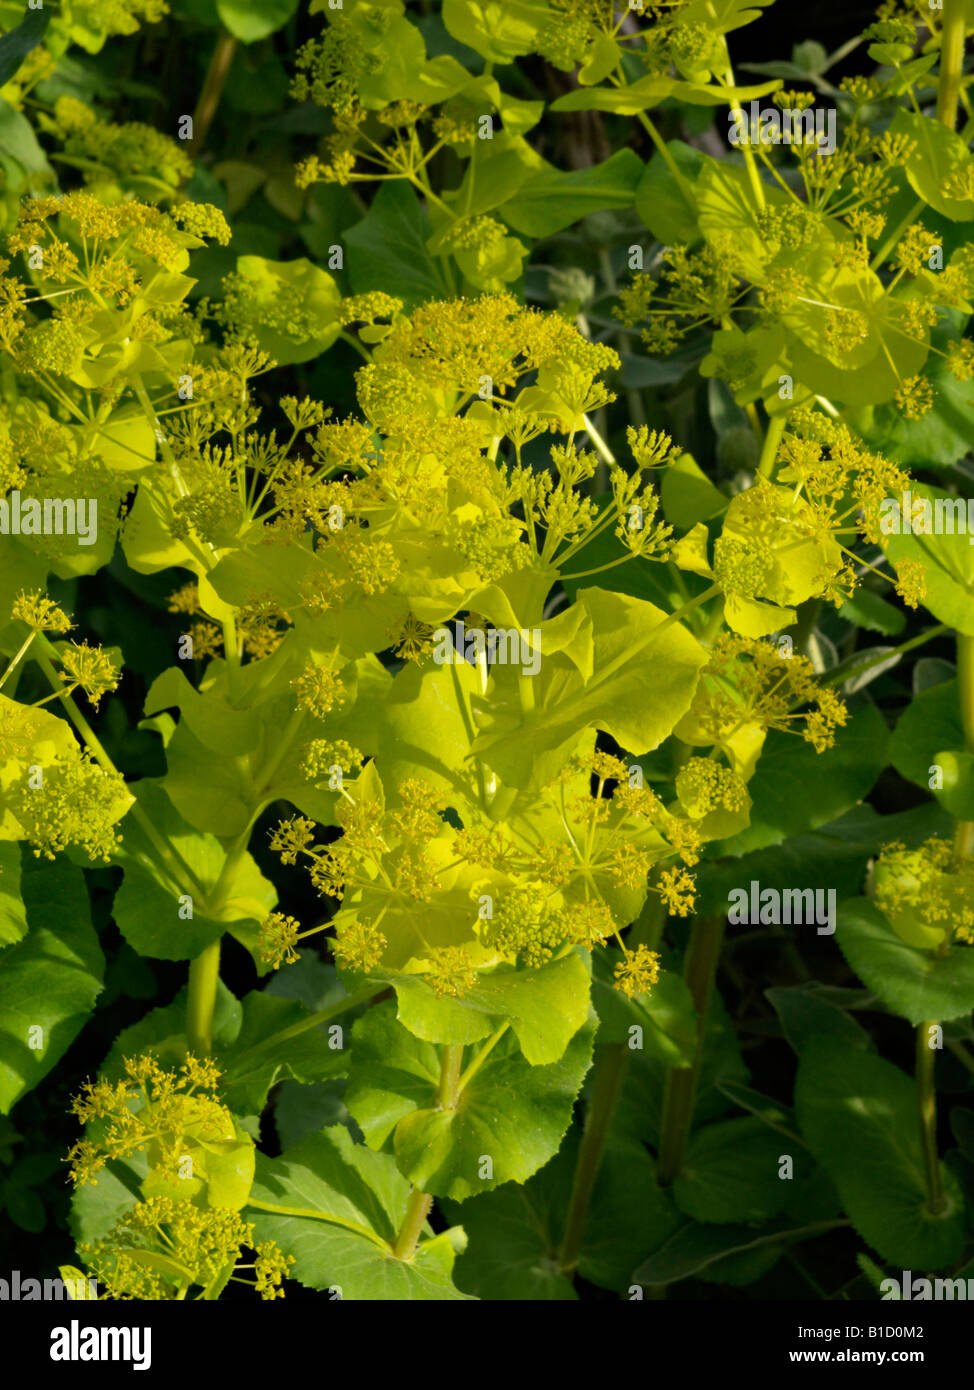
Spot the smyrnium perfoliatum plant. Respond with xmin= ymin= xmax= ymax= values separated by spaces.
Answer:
xmin=0 ymin=0 xmax=971 ymax=1307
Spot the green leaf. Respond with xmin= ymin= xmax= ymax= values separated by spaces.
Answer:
xmin=0 ymin=841 xmax=27 ymax=950
xmin=672 ymin=1116 xmax=794 ymax=1224
xmin=933 ymin=749 xmax=974 ymax=819
xmin=0 ymin=851 xmax=103 ymax=1113
xmin=714 ymin=703 xmax=888 ymax=854
xmin=345 ymin=181 xmax=449 ymax=309
xmin=886 ymin=484 xmax=974 ymax=636
xmin=346 ymin=1000 xmax=595 ymax=1198
xmin=634 ymin=141 xmax=705 ymax=244
xmin=101 ymin=980 xmax=243 ymax=1080
xmin=591 ymin=950 xmax=697 ymax=1066
xmin=632 ymin=1216 xmax=822 ymax=1288
xmin=216 ymin=0 xmax=298 ymax=43
xmin=864 ymin=316 xmax=974 ymax=468
xmin=0 ymin=95 xmax=51 ymax=177
xmin=442 ymin=0 xmax=546 ymax=63
xmin=552 ymin=74 xmax=780 ymax=115
xmin=247 ymin=1126 xmax=474 ymax=1300
xmin=662 ymin=453 xmax=727 ymax=531
xmin=113 ymin=781 xmax=276 ymax=963
xmin=500 ymin=150 xmax=644 ymax=238
xmin=550 ymin=74 xmax=676 ymax=114
xmin=213 ymin=990 xmax=349 ymax=1118
xmin=578 ymin=1137 xmax=682 ymax=1292
xmin=0 ymin=8 xmax=50 ymax=87
xmin=385 ymin=952 xmax=591 ymax=1065
xmin=837 ymin=587 xmax=906 ymax=637
xmin=442 ymin=1143 xmax=579 ymax=1299
xmin=226 ymin=256 xmax=341 ymax=365
xmin=678 ymin=0 xmax=775 ymax=34
xmin=890 ymin=679 xmax=964 ymax=788
xmin=472 ymin=587 xmax=709 ymax=790
xmin=889 ymin=108 xmax=974 ymax=221
xmin=375 ymin=640 xmax=484 ymax=815
xmin=795 ymin=1037 xmax=966 ymax=1269
xmin=767 ymin=982 xmax=876 ymax=1057
xmin=837 ymin=898 xmax=974 ymax=1025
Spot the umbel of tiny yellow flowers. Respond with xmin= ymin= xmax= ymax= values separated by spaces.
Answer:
xmin=66 ymin=1054 xmax=232 ymax=1189
xmin=873 ymin=838 xmax=974 ymax=947
xmin=57 ymin=640 xmax=121 ymax=709
xmin=258 ymin=912 xmax=301 ymax=970
xmin=11 ymin=590 xmax=72 ymax=634
xmin=77 ymin=1197 xmax=293 ymax=1302
xmin=613 ymin=945 xmax=662 ymax=1000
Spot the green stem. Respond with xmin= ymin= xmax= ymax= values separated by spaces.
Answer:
xmin=937 ymin=0 xmax=967 ymax=130
xmin=186 ymin=939 xmax=221 ymax=1056
xmin=657 ymin=915 xmax=725 ymax=1185
xmin=757 ymin=412 xmax=786 ymax=479
xmin=558 ymin=1043 xmax=629 ymax=1274
xmin=438 ymin=1043 xmax=464 ymax=1110
xmin=393 ymin=1188 xmax=432 ymax=1261
xmin=189 ymin=31 xmax=239 ymax=158
xmin=954 ymin=631 xmax=974 ymax=882
xmin=916 ymin=1021 xmax=946 ymax=1215
xmin=582 ymin=413 xmax=616 ymax=466
xmin=0 ymin=630 xmax=37 ymax=693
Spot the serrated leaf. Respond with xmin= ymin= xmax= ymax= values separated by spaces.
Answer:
xmin=113 ymin=781 xmax=276 ymax=963
xmin=346 ymin=1000 xmax=595 ymax=1199
xmin=385 ymin=951 xmax=591 ymax=1065
xmin=246 ymin=1127 xmax=474 ymax=1300
xmin=500 ymin=150 xmax=644 ymax=238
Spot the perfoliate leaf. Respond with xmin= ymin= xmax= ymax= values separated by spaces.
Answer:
xmin=0 ymin=852 xmax=103 ymax=1113
xmin=346 ymin=1001 xmax=595 ymax=1199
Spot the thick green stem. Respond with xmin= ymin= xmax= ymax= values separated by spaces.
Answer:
xmin=558 ymin=1043 xmax=629 ymax=1274
xmin=916 ymin=1021 xmax=946 ymax=1214
xmin=657 ymin=915 xmax=725 ymax=1185
xmin=438 ymin=1043 xmax=463 ymax=1110
xmin=393 ymin=1188 xmax=432 ymax=1261
xmin=937 ymin=0 xmax=967 ymax=130
xmin=955 ymin=634 xmax=974 ymax=859
xmin=757 ymin=413 xmax=786 ymax=478
xmin=186 ymin=938 xmax=221 ymax=1056
xmin=190 ymin=31 xmax=238 ymax=157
